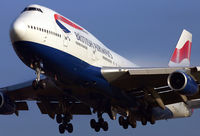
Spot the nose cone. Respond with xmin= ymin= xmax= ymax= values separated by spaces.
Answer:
xmin=10 ymin=19 xmax=26 ymax=43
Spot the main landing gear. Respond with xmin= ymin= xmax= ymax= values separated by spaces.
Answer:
xmin=118 ymin=115 xmax=137 ymax=129
xmin=56 ymin=113 xmax=73 ymax=134
xmin=31 ymin=62 xmax=46 ymax=90
xmin=140 ymin=105 xmax=156 ymax=126
xmin=90 ymin=112 xmax=109 ymax=132
xmin=140 ymin=114 xmax=155 ymax=126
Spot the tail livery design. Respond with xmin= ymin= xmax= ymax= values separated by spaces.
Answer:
xmin=168 ymin=29 xmax=192 ymax=67
xmin=54 ymin=14 xmax=83 ymax=33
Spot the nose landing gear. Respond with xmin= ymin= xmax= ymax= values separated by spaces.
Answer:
xmin=31 ymin=62 xmax=46 ymax=90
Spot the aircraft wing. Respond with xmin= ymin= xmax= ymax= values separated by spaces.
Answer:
xmin=0 ymin=78 xmax=91 ymax=117
xmin=101 ymin=29 xmax=199 ymax=109
xmin=101 ymin=66 xmax=200 ymax=107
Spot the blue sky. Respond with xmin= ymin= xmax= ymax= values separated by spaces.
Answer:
xmin=0 ymin=0 xmax=200 ymax=135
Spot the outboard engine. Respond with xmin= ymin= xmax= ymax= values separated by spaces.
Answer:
xmin=0 ymin=92 xmax=16 ymax=115
xmin=167 ymin=71 xmax=199 ymax=96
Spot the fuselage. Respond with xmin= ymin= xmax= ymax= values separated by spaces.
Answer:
xmin=10 ymin=4 xmax=138 ymax=111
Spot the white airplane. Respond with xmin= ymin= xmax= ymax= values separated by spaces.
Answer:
xmin=2 ymin=4 xmax=200 ymax=134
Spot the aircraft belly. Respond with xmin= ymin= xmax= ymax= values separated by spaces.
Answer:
xmin=13 ymin=41 xmax=133 ymax=107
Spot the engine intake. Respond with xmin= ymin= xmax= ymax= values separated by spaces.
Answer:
xmin=0 ymin=92 xmax=16 ymax=115
xmin=167 ymin=71 xmax=199 ymax=96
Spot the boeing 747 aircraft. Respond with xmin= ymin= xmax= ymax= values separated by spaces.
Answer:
xmin=1 ymin=4 xmax=200 ymax=134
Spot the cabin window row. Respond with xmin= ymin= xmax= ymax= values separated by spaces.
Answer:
xmin=28 ymin=25 xmax=61 ymax=38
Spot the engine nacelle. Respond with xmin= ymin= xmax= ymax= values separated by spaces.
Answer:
xmin=0 ymin=92 xmax=16 ymax=115
xmin=167 ymin=71 xmax=199 ymax=96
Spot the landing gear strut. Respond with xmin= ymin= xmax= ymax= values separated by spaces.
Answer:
xmin=90 ymin=112 xmax=109 ymax=132
xmin=31 ymin=62 xmax=46 ymax=89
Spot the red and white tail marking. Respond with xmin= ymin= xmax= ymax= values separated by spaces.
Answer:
xmin=168 ymin=29 xmax=192 ymax=67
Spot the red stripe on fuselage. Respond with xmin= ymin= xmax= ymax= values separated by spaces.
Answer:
xmin=54 ymin=14 xmax=83 ymax=30
xmin=170 ymin=40 xmax=192 ymax=63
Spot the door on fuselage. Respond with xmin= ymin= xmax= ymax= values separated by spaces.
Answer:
xmin=63 ymin=34 xmax=71 ymax=48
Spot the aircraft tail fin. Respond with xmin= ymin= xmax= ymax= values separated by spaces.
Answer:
xmin=168 ymin=29 xmax=192 ymax=67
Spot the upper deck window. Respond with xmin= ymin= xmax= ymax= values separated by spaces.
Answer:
xmin=21 ymin=7 xmax=43 ymax=13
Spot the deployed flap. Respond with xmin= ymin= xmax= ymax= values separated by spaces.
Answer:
xmin=15 ymin=102 xmax=29 ymax=110
xmin=168 ymin=29 xmax=192 ymax=67
xmin=37 ymin=102 xmax=92 ymax=115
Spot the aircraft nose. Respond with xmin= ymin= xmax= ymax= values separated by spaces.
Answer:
xmin=10 ymin=19 xmax=26 ymax=43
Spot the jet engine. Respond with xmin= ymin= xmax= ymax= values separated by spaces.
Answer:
xmin=0 ymin=92 xmax=16 ymax=115
xmin=167 ymin=71 xmax=199 ymax=96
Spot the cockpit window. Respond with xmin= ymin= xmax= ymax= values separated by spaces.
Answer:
xmin=21 ymin=7 xmax=43 ymax=13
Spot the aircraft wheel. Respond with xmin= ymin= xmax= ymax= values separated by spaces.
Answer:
xmin=39 ymin=80 xmax=47 ymax=89
xmin=149 ymin=115 xmax=155 ymax=125
xmin=59 ymin=124 xmax=65 ymax=134
xmin=122 ymin=121 xmax=128 ymax=129
xmin=102 ymin=121 xmax=108 ymax=131
xmin=130 ymin=120 xmax=137 ymax=128
xmin=56 ymin=114 xmax=62 ymax=124
xmin=118 ymin=116 xmax=124 ymax=126
xmin=90 ymin=119 xmax=96 ymax=128
xmin=67 ymin=123 xmax=73 ymax=133
xmin=128 ymin=116 xmax=136 ymax=128
xmin=63 ymin=114 xmax=70 ymax=124
xmin=98 ymin=118 xmax=104 ymax=124
xmin=94 ymin=123 xmax=100 ymax=132
xmin=141 ymin=117 xmax=147 ymax=126
xmin=32 ymin=80 xmax=38 ymax=90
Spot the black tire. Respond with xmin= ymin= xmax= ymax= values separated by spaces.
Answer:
xmin=122 ymin=121 xmax=128 ymax=129
xmin=94 ymin=123 xmax=100 ymax=132
xmin=59 ymin=124 xmax=65 ymax=134
xmin=32 ymin=80 xmax=38 ymax=90
xmin=102 ymin=121 xmax=108 ymax=131
xmin=98 ymin=118 xmax=104 ymax=124
xmin=39 ymin=80 xmax=47 ymax=89
xmin=118 ymin=116 xmax=124 ymax=126
xmin=90 ymin=119 xmax=96 ymax=128
xmin=150 ymin=115 xmax=155 ymax=125
xmin=128 ymin=116 xmax=136 ymax=128
xmin=141 ymin=117 xmax=147 ymax=126
xmin=56 ymin=114 xmax=62 ymax=124
xmin=67 ymin=123 xmax=73 ymax=133
xmin=130 ymin=121 xmax=137 ymax=128
xmin=63 ymin=115 xmax=70 ymax=124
